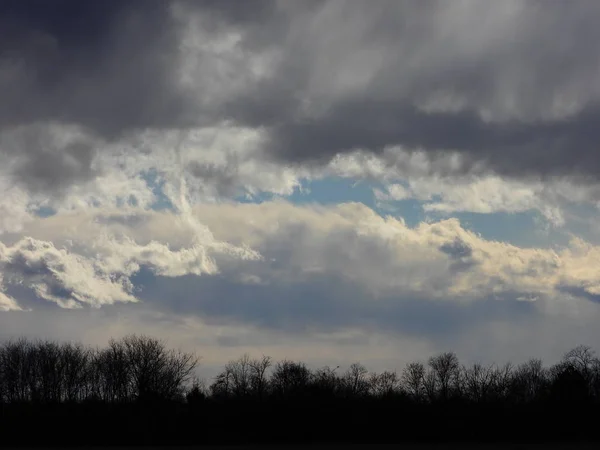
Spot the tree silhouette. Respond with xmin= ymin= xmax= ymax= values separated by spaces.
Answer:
xmin=368 ymin=370 xmax=400 ymax=398
xmin=428 ymin=352 xmax=461 ymax=401
xmin=270 ymin=359 xmax=311 ymax=400
xmin=402 ymin=361 xmax=426 ymax=401
xmin=342 ymin=362 xmax=369 ymax=398
xmin=1 ymin=336 xmax=600 ymax=445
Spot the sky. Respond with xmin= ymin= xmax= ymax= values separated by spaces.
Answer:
xmin=1 ymin=0 xmax=600 ymax=378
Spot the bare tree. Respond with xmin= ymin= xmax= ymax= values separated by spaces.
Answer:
xmin=311 ymin=365 xmax=340 ymax=397
xmin=212 ymin=354 xmax=271 ymax=399
xmin=60 ymin=342 xmax=93 ymax=402
xmin=423 ymin=369 xmax=438 ymax=402
xmin=249 ymin=355 xmax=272 ymax=399
xmin=342 ymin=362 xmax=370 ymax=398
xmin=489 ymin=362 xmax=514 ymax=401
xmin=212 ymin=354 xmax=254 ymax=398
xmin=563 ymin=345 xmax=597 ymax=374
xmin=428 ymin=352 xmax=461 ymax=401
xmin=463 ymin=363 xmax=495 ymax=403
xmin=1 ymin=339 xmax=32 ymax=403
xmin=120 ymin=334 xmax=198 ymax=402
xmin=591 ymin=358 xmax=600 ymax=401
xmin=401 ymin=362 xmax=426 ymax=401
xmin=94 ymin=339 xmax=131 ymax=402
xmin=30 ymin=340 xmax=66 ymax=403
xmin=369 ymin=370 xmax=400 ymax=398
xmin=510 ymin=358 xmax=548 ymax=403
xmin=270 ymin=360 xmax=312 ymax=398
xmin=562 ymin=345 xmax=599 ymax=396
xmin=186 ymin=376 xmax=208 ymax=405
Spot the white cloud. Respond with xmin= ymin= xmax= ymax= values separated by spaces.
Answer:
xmin=0 ymin=214 xmax=260 ymax=309
xmin=3 ymin=122 xmax=599 ymax=241
xmin=0 ymin=290 xmax=21 ymax=312
xmin=0 ymin=184 xmax=35 ymax=234
xmin=325 ymin=148 xmax=600 ymax=228
xmin=185 ymin=201 xmax=600 ymax=311
xmin=0 ymin=237 xmax=138 ymax=309
xmin=8 ymin=200 xmax=600 ymax=314
xmin=398 ymin=175 xmax=566 ymax=226
xmin=2 ymin=199 xmax=600 ymax=371
xmin=2 ymin=0 xmax=600 ymax=374
xmin=0 ymin=121 xmax=598 ymax=320
xmin=373 ymin=183 xmax=412 ymax=205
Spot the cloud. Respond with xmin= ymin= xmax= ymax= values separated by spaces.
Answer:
xmin=0 ymin=0 xmax=191 ymax=135
xmin=0 ymin=0 xmax=190 ymax=194
xmin=201 ymin=0 xmax=600 ymax=180
xmin=0 ymin=237 xmax=138 ymax=309
xmin=2 ymin=0 xmax=600 ymax=372
xmin=0 ymin=291 xmax=21 ymax=311
xmin=3 ymin=0 xmax=600 ymax=198
xmin=0 ymin=183 xmax=35 ymax=234
xmin=0 ymin=215 xmax=260 ymax=309
xmin=1 ymin=124 xmax=101 ymax=194
xmin=2 ymin=199 xmax=600 ymax=370
xmin=9 ymin=201 xmax=600 ymax=315
xmin=372 ymin=174 xmax=569 ymax=226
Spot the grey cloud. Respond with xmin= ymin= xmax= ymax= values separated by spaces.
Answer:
xmin=439 ymin=238 xmax=471 ymax=259
xmin=188 ymin=160 xmax=242 ymax=198
xmin=0 ymin=0 xmax=192 ymax=193
xmin=263 ymin=100 xmax=600 ymax=180
xmin=131 ymin=267 xmax=537 ymax=344
xmin=4 ymin=0 xmax=600 ymax=193
xmin=0 ymin=0 xmax=191 ymax=136
xmin=557 ymin=284 xmax=600 ymax=304
xmin=0 ymin=237 xmax=136 ymax=308
xmin=1 ymin=125 xmax=99 ymax=193
xmin=216 ymin=1 xmax=600 ymax=180
xmin=439 ymin=237 xmax=476 ymax=272
xmin=0 ymin=0 xmax=287 ymax=193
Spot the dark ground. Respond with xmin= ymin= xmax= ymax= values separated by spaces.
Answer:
xmin=83 ymin=444 xmax=600 ymax=448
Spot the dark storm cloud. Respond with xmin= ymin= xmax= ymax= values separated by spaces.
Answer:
xmin=0 ymin=0 xmax=192 ymax=135
xmin=0 ymin=125 xmax=99 ymax=192
xmin=3 ymin=0 xmax=600 ymax=191
xmin=0 ymin=0 xmax=195 ymax=193
xmin=214 ymin=0 xmax=600 ymax=180
xmin=261 ymin=100 xmax=600 ymax=180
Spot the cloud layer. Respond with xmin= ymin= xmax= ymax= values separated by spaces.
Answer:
xmin=4 ymin=0 xmax=600 ymax=194
xmin=2 ymin=0 xmax=600 ymax=369
xmin=5 ymin=202 xmax=600 ymax=317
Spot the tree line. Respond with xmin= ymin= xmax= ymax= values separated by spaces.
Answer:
xmin=203 ymin=348 xmax=600 ymax=405
xmin=1 ymin=335 xmax=600 ymax=445
xmin=0 ymin=335 xmax=197 ymax=404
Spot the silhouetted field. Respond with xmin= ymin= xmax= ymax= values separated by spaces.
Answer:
xmin=1 ymin=335 xmax=599 ymax=445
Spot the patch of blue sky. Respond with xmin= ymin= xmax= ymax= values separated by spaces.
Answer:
xmin=135 ymin=172 xmax=576 ymax=248
xmin=261 ymin=176 xmax=568 ymax=248
xmin=31 ymin=205 xmax=57 ymax=218
xmin=234 ymin=177 xmax=426 ymax=226
xmin=141 ymin=169 xmax=175 ymax=211
xmin=555 ymin=202 xmax=600 ymax=246
xmin=438 ymin=210 xmax=569 ymax=248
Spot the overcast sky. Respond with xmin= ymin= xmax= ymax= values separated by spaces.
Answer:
xmin=1 ymin=0 xmax=600 ymax=376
